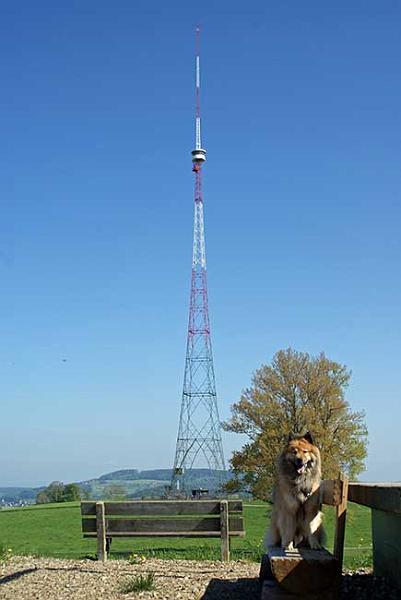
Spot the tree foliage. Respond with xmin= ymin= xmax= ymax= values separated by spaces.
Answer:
xmin=223 ymin=348 xmax=368 ymax=498
xmin=62 ymin=483 xmax=81 ymax=502
xmin=35 ymin=481 xmax=81 ymax=504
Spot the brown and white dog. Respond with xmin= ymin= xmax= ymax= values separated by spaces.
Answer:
xmin=265 ymin=432 xmax=325 ymax=551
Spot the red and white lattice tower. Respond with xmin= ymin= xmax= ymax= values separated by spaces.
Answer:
xmin=171 ymin=28 xmax=226 ymax=493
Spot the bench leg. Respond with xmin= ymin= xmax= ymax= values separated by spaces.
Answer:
xmin=220 ymin=500 xmax=230 ymax=561
xmin=96 ymin=501 xmax=107 ymax=562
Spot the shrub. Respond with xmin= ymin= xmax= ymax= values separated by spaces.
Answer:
xmin=120 ymin=572 xmax=156 ymax=593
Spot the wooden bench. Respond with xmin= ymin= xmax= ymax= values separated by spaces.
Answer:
xmin=81 ymin=499 xmax=245 ymax=562
xmin=259 ymin=474 xmax=348 ymax=600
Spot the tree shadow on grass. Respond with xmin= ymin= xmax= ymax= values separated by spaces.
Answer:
xmin=0 ymin=568 xmax=37 ymax=586
xmin=201 ymin=577 xmax=260 ymax=599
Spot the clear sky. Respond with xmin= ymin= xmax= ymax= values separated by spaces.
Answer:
xmin=0 ymin=1 xmax=400 ymax=487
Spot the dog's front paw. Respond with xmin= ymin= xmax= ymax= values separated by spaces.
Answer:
xmin=308 ymin=537 xmax=322 ymax=550
xmin=283 ymin=541 xmax=295 ymax=551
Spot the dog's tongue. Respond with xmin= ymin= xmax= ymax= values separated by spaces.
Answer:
xmin=297 ymin=465 xmax=306 ymax=474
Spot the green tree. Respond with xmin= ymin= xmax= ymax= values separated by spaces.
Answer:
xmin=35 ymin=490 xmax=50 ymax=504
xmin=62 ymin=483 xmax=81 ymax=502
xmin=35 ymin=481 xmax=82 ymax=504
xmin=46 ymin=481 xmax=65 ymax=503
xmin=224 ymin=348 xmax=368 ymax=498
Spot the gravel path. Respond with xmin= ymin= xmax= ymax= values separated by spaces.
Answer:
xmin=0 ymin=556 xmax=260 ymax=600
xmin=0 ymin=556 xmax=399 ymax=599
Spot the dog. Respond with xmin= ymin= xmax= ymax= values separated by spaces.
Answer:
xmin=265 ymin=431 xmax=325 ymax=551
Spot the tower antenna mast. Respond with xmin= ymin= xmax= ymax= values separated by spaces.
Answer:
xmin=171 ymin=27 xmax=226 ymax=494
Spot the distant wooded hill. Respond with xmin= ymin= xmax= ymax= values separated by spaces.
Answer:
xmin=0 ymin=469 xmax=231 ymax=503
xmin=0 ymin=487 xmax=40 ymax=503
xmin=81 ymin=468 xmax=230 ymax=499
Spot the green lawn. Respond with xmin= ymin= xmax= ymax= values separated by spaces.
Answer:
xmin=0 ymin=501 xmax=372 ymax=568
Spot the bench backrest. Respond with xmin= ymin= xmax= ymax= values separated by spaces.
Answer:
xmin=81 ymin=499 xmax=244 ymax=538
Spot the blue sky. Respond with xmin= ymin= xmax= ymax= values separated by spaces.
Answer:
xmin=0 ymin=1 xmax=400 ymax=486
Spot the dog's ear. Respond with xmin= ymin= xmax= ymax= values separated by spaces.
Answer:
xmin=303 ymin=431 xmax=314 ymax=444
xmin=287 ymin=431 xmax=295 ymax=442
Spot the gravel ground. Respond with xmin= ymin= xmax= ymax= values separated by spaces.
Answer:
xmin=0 ymin=556 xmax=399 ymax=599
xmin=0 ymin=556 xmax=260 ymax=600
xmin=341 ymin=568 xmax=399 ymax=600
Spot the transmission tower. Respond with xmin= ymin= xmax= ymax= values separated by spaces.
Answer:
xmin=171 ymin=28 xmax=226 ymax=494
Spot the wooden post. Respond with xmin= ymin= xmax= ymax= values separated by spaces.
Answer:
xmin=333 ymin=472 xmax=348 ymax=571
xmin=220 ymin=500 xmax=230 ymax=562
xmin=96 ymin=501 xmax=107 ymax=562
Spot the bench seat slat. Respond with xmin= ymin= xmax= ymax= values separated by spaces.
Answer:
xmin=81 ymin=500 xmax=242 ymax=516
xmin=83 ymin=531 xmax=246 ymax=538
xmin=82 ymin=516 xmax=243 ymax=534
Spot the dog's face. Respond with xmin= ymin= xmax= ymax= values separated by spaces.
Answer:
xmin=283 ymin=432 xmax=320 ymax=476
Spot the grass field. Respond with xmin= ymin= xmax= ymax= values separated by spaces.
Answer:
xmin=0 ymin=501 xmax=372 ymax=568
